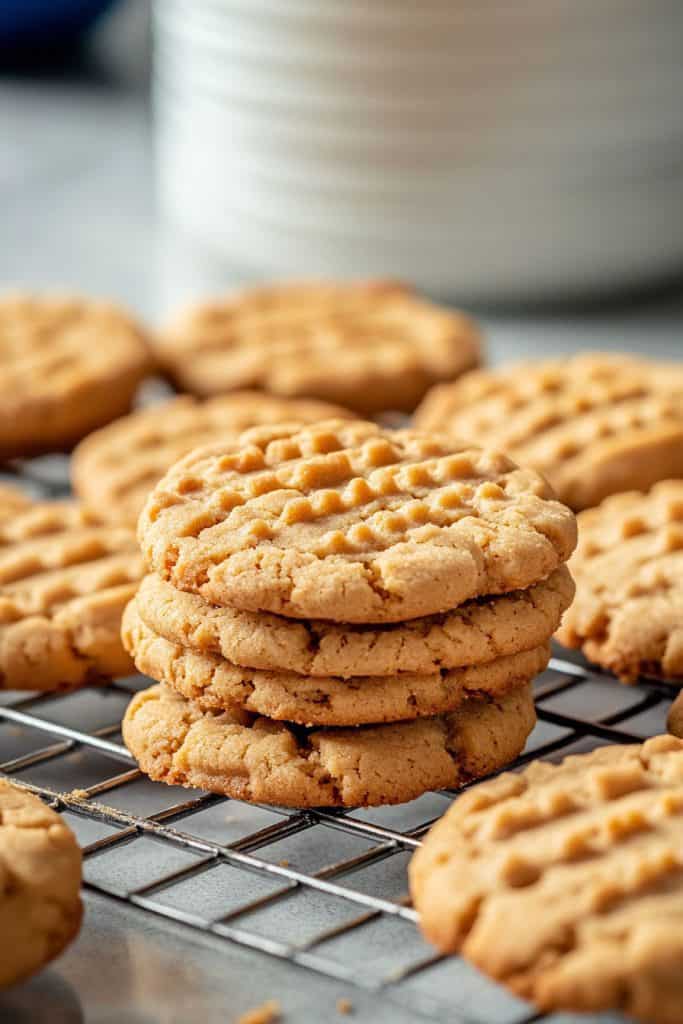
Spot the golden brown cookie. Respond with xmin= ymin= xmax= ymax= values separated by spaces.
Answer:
xmin=71 ymin=391 xmax=353 ymax=526
xmin=154 ymin=280 xmax=481 ymax=414
xmin=123 ymin=598 xmax=549 ymax=726
xmin=0 ymin=484 xmax=32 ymax=519
xmin=0 ymin=779 xmax=82 ymax=989
xmin=410 ymin=734 xmax=683 ymax=1024
xmin=0 ymin=292 xmax=150 ymax=459
xmin=557 ymin=481 xmax=683 ymax=683
xmin=123 ymin=682 xmax=536 ymax=808
xmin=139 ymin=420 xmax=577 ymax=624
xmin=134 ymin=566 xmax=572 ymax=677
xmin=0 ymin=498 xmax=142 ymax=689
xmin=415 ymin=352 xmax=683 ymax=511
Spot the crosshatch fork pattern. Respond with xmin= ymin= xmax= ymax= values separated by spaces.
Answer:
xmin=0 ymin=460 xmax=678 ymax=1024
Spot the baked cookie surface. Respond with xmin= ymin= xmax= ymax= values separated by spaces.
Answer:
xmin=409 ymin=734 xmax=683 ymax=1024
xmin=154 ymin=280 xmax=481 ymax=414
xmin=0 ymin=779 xmax=82 ymax=989
xmin=556 ymin=481 xmax=683 ymax=683
xmin=135 ymin=565 xmax=573 ymax=677
xmin=415 ymin=352 xmax=683 ymax=510
xmin=139 ymin=420 xmax=577 ymax=623
xmin=123 ymin=598 xmax=549 ymax=726
xmin=0 ymin=484 xmax=32 ymax=518
xmin=0 ymin=499 xmax=142 ymax=689
xmin=122 ymin=682 xmax=535 ymax=807
xmin=72 ymin=392 xmax=353 ymax=526
xmin=0 ymin=293 xmax=149 ymax=459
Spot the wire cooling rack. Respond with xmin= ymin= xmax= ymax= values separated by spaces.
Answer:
xmin=1 ymin=458 xmax=677 ymax=1024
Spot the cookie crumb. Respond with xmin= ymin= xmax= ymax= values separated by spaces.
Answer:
xmin=69 ymin=789 xmax=90 ymax=800
xmin=279 ymin=859 xmax=290 ymax=868
xmin=336 ymin=997 xmax=353 ymax=1015
xmin=235 ymin=1000 xmax=280 ymax=1024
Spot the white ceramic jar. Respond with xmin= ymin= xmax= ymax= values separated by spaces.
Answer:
xmin=153 ymin=0 xmax=683 ymax=301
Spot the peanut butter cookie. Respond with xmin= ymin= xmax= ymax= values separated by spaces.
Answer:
xmin=0 ymin=779 xmax=82 ymax=988
xmin=154 ymin=280 xmax=481 ymax=414
xmin=557 ymin=481 xmax=683 ymax=683
xmin=139 ymin=420 xmax=577 ymax=623
xmin=123 ymin=598 xmax=549 ymax=726
xmin=0 ymin=498 xmax=142 ymax=689
xmin=72 ymin=391 xmax=353 ymax=526
xmin=410 ymin=734 xmax=683 ymax=1024
xmin=0 ymin=292 xmax=150 ymax=458
xmin=134 ymin=565 xmax=573 ymax=678
xmin=416 ymin=352 xmax=683 ymax=511
xmin=123 ymin=681 xmax=535 ymax=807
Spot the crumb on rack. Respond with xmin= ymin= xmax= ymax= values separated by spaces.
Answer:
xmin=337 ymin=997 xmax=353 ymax=1015
xmin=279 ymin=859 xmax=290 ymax=867
xmin=235 ymin=999 xmax=281 ymax=1024
xmin=69 ymin=788 xmax=90 ymax=799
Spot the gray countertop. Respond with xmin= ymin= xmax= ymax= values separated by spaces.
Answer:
xmin=0 ymin=5 xmax=681 ymax=1023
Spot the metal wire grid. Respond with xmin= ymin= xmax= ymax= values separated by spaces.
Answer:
xmin=1 ymin=460 xmax=678 ymax=1024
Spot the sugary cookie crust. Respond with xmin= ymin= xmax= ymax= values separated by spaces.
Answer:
xmin=72 ymin=391 xmax=353 ymax=526
xmin=123 ymin=599 xmax=549 ymax=726
xmin=123 ymin=682 xmax=536 ymax=808
xmin=0 ymin=779 xmax=82 ymax=989
xmin=155 ymin=280 xmax=481 ymax=414
xmin=415 ymin=352 xmax=683 ymax=511
xmin=409 ymin=734 xmax=683 ymax=1024
xmin=0 ymin=292 xmax=150 ymax=458
xmin=0 ymin=499 xmax=142 ymax=689
xmin=139 ymin=420 xmax=576 ymax=623
xmin=135 ymin=565 xmax=572 ymax=678
xmin=557 ymin=481 xmax=683 ymax=683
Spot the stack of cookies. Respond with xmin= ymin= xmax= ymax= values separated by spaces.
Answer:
xmin=122 ymin=419 xmax=577 ymax=808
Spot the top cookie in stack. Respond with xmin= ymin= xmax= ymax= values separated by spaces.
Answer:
xmin=123 ymin=419 xmax=576 ymax=808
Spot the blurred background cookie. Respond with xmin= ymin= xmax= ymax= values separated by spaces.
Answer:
xmin=0 ymin=495 xmax=141 ymax=689
xmin=0 ymin=779 xmax=82 ymax=989
xmin=416 ymin=352 xmax=683 ymax=511
xmin=71 ymin=391 xmax=353 ymax=526
xmin=0 ymin=293 xmax=150 ymax=459
xmin=153 ymin=281 xmax=481 ymax=414
xmin=557 ymin=481 xmax=683 ymax=683
xmin=668 ymin=692 xmax=683 ymax=737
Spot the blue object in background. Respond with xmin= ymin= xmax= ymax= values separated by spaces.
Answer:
xmin=0 ymin=0 xmax=117 ymax=53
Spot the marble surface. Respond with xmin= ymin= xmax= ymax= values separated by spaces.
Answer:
xmin=0 ymin=4 xmax=681 ymax=1022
